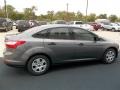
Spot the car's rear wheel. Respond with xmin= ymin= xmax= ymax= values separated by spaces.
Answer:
xmin=27 ymin=55 xmax=50 ymax=76
xmin=111 ymin=28 xmax=115 ymax=32
xmin=5 ymin=28 xmax=8 ymax=32
xmin=102 ymin=27 xmax=105 ymax=31
xmin=102 ymin=48 xmax=117 ymax=64
xmin=18 ymin=29 xmax=22 ymax=32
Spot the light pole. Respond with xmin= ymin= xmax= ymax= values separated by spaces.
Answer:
xmin=85 ymin=0 xmax=88 ymax=23
xmin=4 ymin=0 xmax=8 ymax=18
xmin=66 ymin=3 xmax=69 ymax=21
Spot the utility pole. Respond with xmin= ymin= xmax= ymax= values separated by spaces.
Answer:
xmin=67 ymin=3 xmax=68 ymax=13
xmin=66 ymin=3 xmax=69 ymax=21
xmin=4 ymin=0 xmax=8 ymax=18
xmin=85 ymin=0 xmax=88 ymax=23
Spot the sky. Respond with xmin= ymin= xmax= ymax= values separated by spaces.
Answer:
xmin=0 ymin=0 xmax=120 ymax=16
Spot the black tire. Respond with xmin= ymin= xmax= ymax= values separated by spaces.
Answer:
xmin=18 ymin=29 xmax=21 ymax=32
xmin=102 ymin=27 xmax=107 ymax=31
xmin=27 ymin=55 xmax=50 ymax=76
xmin=111 ymin=28 xmax=115 ymax=32
xmin=5 ymin=28 xmax=8 ymax=32
xmin=101 ymin=27 xmax=105 ymax=31
xmin=102 ymin=48 xmax=117 ymax=64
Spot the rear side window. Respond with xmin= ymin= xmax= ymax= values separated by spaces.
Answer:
xmin=71 ymin=28 xmax=95 ymax=41
xmin=48 ymin=27 xmax=71 ymax=40
xmin=32 ymin=29 xmax=49 ymax=38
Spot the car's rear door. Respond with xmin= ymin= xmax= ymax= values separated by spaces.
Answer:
xmin=43 ymin=27 xmax=77 ymax=63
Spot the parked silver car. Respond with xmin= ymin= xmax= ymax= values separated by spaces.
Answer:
xmin=0 ymin=18 xmax=13 ymax=32
xmin=4 ymin=25 xmax=119 ymax=75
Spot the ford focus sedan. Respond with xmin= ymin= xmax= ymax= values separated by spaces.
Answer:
xmin=3 ymin=25 xmax=119 ymax=75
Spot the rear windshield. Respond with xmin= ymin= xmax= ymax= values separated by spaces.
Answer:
xmin=75 ymin=22 xmax=83 ymax=24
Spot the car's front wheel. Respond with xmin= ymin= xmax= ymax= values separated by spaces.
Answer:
xmin=111 ymin=28 xmax=115 ymax=32
xmin=27 ymin=55 xmax=50 ymax=76
xmin=102 ymin=48 xmax=117 ymax=64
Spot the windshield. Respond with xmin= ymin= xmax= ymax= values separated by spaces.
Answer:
xmin=111 ymin=23 xmax=118 ymax=26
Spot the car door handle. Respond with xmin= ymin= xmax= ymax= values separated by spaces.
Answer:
xmin=78 ymin=43 xmax=84 ymax=46
xmin=48 ymin=42 xmax=56 ymax=45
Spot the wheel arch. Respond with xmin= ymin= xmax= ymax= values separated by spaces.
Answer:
xmin=104 ymin=47 xmax=118 ymax=57
xmin=25 ymin=53 xmax=53 ymax=66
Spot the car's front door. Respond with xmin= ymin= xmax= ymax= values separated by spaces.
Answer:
xmin=44 ymin=27 xmax=77 ymax=63
xmin=71 ymin=28 xmax=103 ymax=60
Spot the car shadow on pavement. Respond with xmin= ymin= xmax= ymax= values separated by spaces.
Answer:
xmin=0 ymin=30 xmax=7 ymax=33
xmin=50 ymin=60 xmax=101 ymax=72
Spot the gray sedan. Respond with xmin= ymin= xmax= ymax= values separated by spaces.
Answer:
xmin=4 ymin=25 xmax=119 ymax=75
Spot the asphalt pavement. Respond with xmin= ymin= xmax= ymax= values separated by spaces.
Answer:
xmin=0 ymin=52 xmax=120 ymax=90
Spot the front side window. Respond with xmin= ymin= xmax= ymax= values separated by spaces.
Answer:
xmin=72 ymin=28 xmax=95 ymax=41
xmin=48 ymin=27 xmax=70 ymax=40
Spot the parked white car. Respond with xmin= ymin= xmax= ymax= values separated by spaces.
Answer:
xmin=100 ymin=22 xmax=112 ymax=31
xmin=69 ymin=21 xmax=83 ymax=27
xmin=110 ymin=23 xmax=120 ymax=31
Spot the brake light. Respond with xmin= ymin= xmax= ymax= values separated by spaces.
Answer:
xmin=5 ymin=41 xmax=26 ymax=49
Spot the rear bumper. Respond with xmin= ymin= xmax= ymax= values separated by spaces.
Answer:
xmin=4 ymin=59 xmax=25 ymax=67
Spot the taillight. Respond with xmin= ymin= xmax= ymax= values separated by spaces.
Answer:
xmin=5 ymin=40 xmax=26 ymax=49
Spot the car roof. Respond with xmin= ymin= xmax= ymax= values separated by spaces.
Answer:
xmin=37 ymin=24 xmax=84 ymax=29
xmin=21 ymin=24 xmax=84 ymax=35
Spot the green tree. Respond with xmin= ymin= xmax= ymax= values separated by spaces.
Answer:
xmin=54 ymin=11 xmax=66 ymax=20
xmin=37 ymin=14 xmax=48 ymax=21
xmin=76 ymin=11 xmax=83 ymax=21
xmin=108 ymin=15 xmax=118 ymax=22
xmin=87 ymin=13 xmax=96 ymax=22
xmin=2 ymin=5 xmax=16 ymax=19
xmin=0 ymin=7 xmax=4 ymax=17
xmin=24 ymin=6 xmax=37 ymax=20
xmin=97 ymin=14 xmax=107 ymax=19
xmin=67 ymin=12 xmax=76 ymax=21
xmin=47 ymin=11 xmax=54 ymax=21
xmin=54 ymin=11 xmax=76 ymax=21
